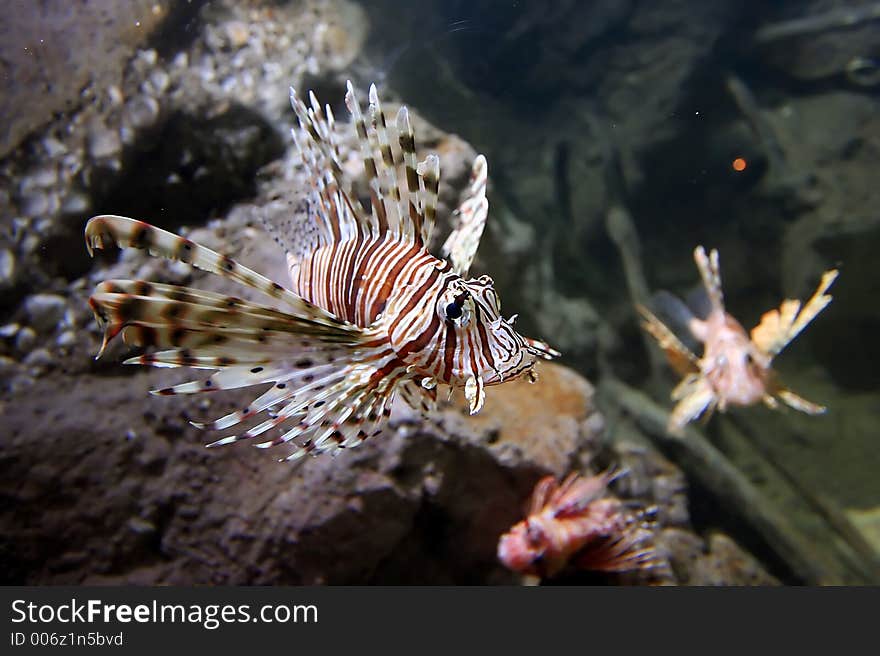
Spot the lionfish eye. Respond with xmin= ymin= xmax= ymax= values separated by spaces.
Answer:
xmin=526 ymin=520 xmax=544 ymax=547
xmin=445 ymin=302 xmax=463 ymax=320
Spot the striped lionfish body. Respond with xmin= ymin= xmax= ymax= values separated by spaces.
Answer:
xmin=85 ymin=81 xmax=558 ymax=462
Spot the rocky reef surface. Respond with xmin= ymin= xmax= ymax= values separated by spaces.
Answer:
xmin=1 ymin=0 xmax=877 ymax=584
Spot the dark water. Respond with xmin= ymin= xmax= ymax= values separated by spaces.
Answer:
xmin=1 ymin=0 xmax=878 ymax=585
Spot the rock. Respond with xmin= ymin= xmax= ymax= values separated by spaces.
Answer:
xmin=658 ymin=528 xmax=779 ymax=586
xmin=41 ymin=137 xmax=67 ymax=158
xmin=0 ymin=323 xmax=19 ymax=339
xmin=123 ymin=94 xmax=161 ymax=130
xmin=144 ymin=69 xmax=170 ymax=96
xmin=0 ymin=355 xmax=17 ymax=379
xmin=430 ymin=361 xmax=602 ymax=476
xmin=759 ymin=3 xmax=880 ymax=81
xmin=87 ymin=122 xmax=122 ymax=160
xmin=224 ymin=21 xmax=250 ymax=49
xmin=22 ymin=348 xmax=54 ymax=374
xmin=60 ymin=191 xmax=90 ymax=217
xmin=13 ymin=326 xmax=36 ymax=353
xmin=20 ymin=165 xmax=59 ymax=191
xmin=0 ymin=0 xmax=175 ymax=158
xmin=24 ymin=293 xmax=67 ymax=334
xmin=0 ymin=360 xmax=602 ymax=584
xmin=0 ymin=249 xmax=15 ymax=290
xmin=19 ymin=191 xmax=57 ymax=218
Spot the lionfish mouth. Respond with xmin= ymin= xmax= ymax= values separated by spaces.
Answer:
xmin=480 ymin=337 xmax=559 ymax=387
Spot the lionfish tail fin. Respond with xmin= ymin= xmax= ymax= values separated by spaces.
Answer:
xmin=442 ymin=154 xmax=489 ymax=277
xmin=693 ymin=246 xmax=725 ymax=312
xmin=750 ymin=268 xmax=838 ymax=358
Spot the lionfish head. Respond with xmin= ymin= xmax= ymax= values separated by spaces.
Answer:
xmin=497 ymin=517 xmax=551 ymax=576
xmin=703 ymin=314 xmax=772 ymax=406
xmin=438 ymin=275 xmax=556 ymax=390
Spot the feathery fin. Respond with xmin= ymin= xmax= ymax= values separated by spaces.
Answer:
xmin=751 ymin=268 xmax=838 ymax=357
xmin=442 ymin=154 xmax=489 ymax=277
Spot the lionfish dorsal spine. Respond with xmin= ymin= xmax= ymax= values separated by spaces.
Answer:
xmin=368 ymin=83 xmax=410 ymax=240
xmin=442 ymin=153 xmax=489 ymax=277
xmin=693 ymin=246 xmax=725 ymax=312
xmin=396 ymin=105 xmax=429 ymax=245
xmin=290 ymin=87 xmax=375 ymax=244
xmin=293 ymin=80 xmax=440 ymax=251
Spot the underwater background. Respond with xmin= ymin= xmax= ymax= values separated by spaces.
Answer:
xmin=1 ymin=0 xmax=878 ymax=584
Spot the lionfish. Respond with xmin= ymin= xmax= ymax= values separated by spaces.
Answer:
xmin=84 ymin=81 xmax=558 ymax=461
xmin=497 ymin=471 xmax=659 ymax=579
xmin=638 ymin=246 xmax=838 ymax=435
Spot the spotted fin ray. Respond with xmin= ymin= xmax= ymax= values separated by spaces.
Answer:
xmin=84 ymin=214 xmax=400 ymax=460
xmin=288 ymin=81 xmax=440 ymax=253
xmin=442 ymin=154 xmax=489 ymax=277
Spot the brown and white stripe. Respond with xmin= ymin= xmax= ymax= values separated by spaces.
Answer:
xmin=84 ymin=81 xmax=558 ymax=463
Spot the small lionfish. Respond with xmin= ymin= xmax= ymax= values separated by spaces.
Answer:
xmin=497 ymin=471 xmax=659 ymax=579
xmin=638 ymin=246 xmax=838 ymax=435
xmin=84 ymin=82 xmax=558 ymax=462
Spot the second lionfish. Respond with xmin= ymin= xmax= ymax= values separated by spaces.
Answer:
xmin=84 ymin=82 xmax=558 ymax=461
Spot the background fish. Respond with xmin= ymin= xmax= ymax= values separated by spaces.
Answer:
xmin=497 ymin=470 xmax=660 ymax=579
xmin=639 ymin=245 xmax=838 ymax=435
xmin=84 ymin=81 xmax=558 ymax=462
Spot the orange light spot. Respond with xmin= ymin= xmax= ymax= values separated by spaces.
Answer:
xmin=732 ymin=157 xmax=747 ymax=172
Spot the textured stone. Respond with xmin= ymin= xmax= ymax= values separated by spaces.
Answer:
xmin=0 ymin=0 xmax=176 ymax=158
xmin=23 ymin=294 xmax=67 ymax=334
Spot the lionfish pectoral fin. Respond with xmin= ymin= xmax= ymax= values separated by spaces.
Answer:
xmin=772 ymin=387 xmax=827 ymax=415
xmin=464 ymin=374 xmax=485 ymax=415
xmin=572 ymin=528 xmax=659 ymax=573
xmin=760 ymin=394 xmax=778 ymax=410
xmin=196 ymin=352 xmax=397 ymax=462
xmin=441 ymin=154 xmax=489 ymax=277
xmin=84 ymin=216 xmax=356 ymax=333
xmin=668 ymin=376 xmax=716 ymax=435
xmin=750 ymin=268 xmax=838 ymax=358
xmin=637 ymin=304 xmax=700 ymax=377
